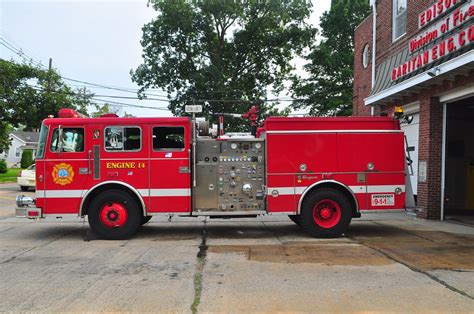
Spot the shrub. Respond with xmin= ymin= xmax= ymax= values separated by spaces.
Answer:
xmin=0 ymin=159 xmax=7 ymax=174
xmin=20 ymin=150 xmax=33 ymax=169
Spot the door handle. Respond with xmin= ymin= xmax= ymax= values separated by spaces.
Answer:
xmin=88 ymin=150 xmax=92 ymax=174
xmin=179 ymin=166 xmax=189 ymax=173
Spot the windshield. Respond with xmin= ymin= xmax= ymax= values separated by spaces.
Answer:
xmin=36 ymin=124 xmax=49 ymax=159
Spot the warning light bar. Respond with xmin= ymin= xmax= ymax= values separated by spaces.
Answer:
xmin=58 ymin=108 xmax=86 ymax=118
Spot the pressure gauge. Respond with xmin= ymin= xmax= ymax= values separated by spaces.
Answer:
xmin=255 ymin=143 xmax=262 ymax=149
xmin=231 ymin=143 xmax=238 ymax=150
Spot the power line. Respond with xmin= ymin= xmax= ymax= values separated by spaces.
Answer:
xmin=90 ymin=98 xmax=171 ymax=111
xmin=93 ymin=94 xmax=170 ymax=102
xmin=0 ymin=38 xmax=45 ymax=68
xmin=61 ymin=76 xmax=170 ymax=98
xmin=26 ymin=84 xmax=172 ymax=111
xmin=2 ymin=35 xmax=303 ymax=107
xmin=0 ymin=35 xmax=171 ymax=98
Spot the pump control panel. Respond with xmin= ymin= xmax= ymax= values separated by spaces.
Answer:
xmin=194 ymin=138 xmax=266 ymax=214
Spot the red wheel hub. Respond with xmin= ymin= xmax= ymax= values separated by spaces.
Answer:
xmin=100 ymin=202 xmax=128 ymax=229
xmin=312 ymin=199 xmax=341 ymax=229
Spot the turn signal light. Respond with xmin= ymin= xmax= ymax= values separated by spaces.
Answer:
xmin=394 ymin=106 xmax=404 ymax=119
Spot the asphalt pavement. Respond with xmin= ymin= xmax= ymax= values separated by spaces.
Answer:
xmin=0 ymin=183 xmax=473 ymax=312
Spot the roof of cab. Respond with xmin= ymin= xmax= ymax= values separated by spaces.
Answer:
xmin=42 ymin=116 xmax=191 ymax=126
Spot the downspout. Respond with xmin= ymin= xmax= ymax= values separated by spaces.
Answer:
xmin=371 ymin=0 xmax=377 ymax=116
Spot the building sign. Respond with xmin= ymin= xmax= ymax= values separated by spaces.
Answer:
xmin=391 ymin=0 xmax=474 ymax=81
xmin=418 ymin=161 xmax=427 ymax=183
xmin=419 ymin=0 xmax=467 ymax=29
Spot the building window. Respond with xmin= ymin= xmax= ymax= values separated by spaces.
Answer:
xmin=153 ymin=127 xmax=185 ymax=150
xmin=104 ymin=127 xmax=141 ymax=152
xmin=362 ymin=44 xmax=370 ymax=69
xmin=15 ymin=147 xmax=22 ymax=158
xmin=3 ymin=149 xmax=9 ymax=157
xmin=393 ymin=0 xmax=407 ymax=41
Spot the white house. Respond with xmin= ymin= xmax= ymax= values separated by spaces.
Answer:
xmin=0 ymin=132 xmax=39 ymax=167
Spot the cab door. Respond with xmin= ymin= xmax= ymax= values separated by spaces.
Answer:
xmin=43 ymin=124 xmax=89 ymax=215
xmin=148 ymin=124 xmax=191 ymax=213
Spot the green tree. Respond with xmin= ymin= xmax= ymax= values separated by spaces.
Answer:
xmin=0 ymin=59 xmax=94 ymax=151
xmin=71 ymin=87 xmax=95 ymax=116
xmin=91 ymin=103 xmax=121 ymax=117
xmin=132 ymin=0 xmax=315 ymax=130
xmin=0 ymin=160 xmax=7 ymax=174
xmin=0 ymin=123 xmax=13 ymax=155
xmin=292 ymin=0 xmax=371 ymax=116
xmin=20 ymin=150 xmax=33 ymax=169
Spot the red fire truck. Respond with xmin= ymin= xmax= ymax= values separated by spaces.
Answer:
xmin=16 ymin=107 xmax=407 ymax=239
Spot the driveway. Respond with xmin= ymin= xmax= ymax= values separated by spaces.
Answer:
xmin=0 ymin=183 xmax=473 ymax=312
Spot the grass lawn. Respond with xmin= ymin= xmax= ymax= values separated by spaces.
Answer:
xmin=0 ymin=168 xmax=22 ymax=183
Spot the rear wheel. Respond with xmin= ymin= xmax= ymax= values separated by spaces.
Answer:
xmin=300 ymin=188 xmax=352 ymax=238
xmin=20 ymin=186 xmax=29 ymax=191
xmin=88 ymin=190 xmax=141 ymax=240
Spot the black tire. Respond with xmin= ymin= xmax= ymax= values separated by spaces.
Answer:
xmin=20 ymin=186 xmax=29 ymax=191
xmin=141 ymin=216 xmax=152 ymax=225
xmin=88 ymin=190 xmax=142 ymax=240
xmin=288 ymin=215 xmax=302 ymax=226
xmin=300 ymin=188 xmax=352 ymax=238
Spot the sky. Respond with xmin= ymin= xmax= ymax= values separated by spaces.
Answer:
xmin=0 ymin=0 xmax=332 ymax=117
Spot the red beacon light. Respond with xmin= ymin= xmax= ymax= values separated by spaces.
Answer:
xmin=100 ymin=113 xmax=119 ymax=118
xmin=58 ymin=108 xmax=85 ymax=118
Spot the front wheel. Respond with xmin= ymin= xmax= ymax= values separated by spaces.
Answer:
xmin=300 ymin=188 xmax=352 ymax=238
xmin=88 ymin=190 xmax=142 ymax=240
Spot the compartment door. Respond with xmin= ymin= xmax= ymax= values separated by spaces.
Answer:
xmin=148 ymin=125 xmax=191 ymax=213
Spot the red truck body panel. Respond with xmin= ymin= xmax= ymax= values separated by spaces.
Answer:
xmin=33 ymin=115 xmax=405 ymax=217
xmin=261 ymin=117 xmax=405 ymax=213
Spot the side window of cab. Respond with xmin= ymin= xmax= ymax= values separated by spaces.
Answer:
xmin=152 ymin=126 xmax=185 ymax=151
xmin=104 ymin=126 xmax=141 ymax=152
xmin=50 ymin=128 xmax=85 ymax=153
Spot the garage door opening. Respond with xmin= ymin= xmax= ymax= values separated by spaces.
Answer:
xmin=444 ymin=96 xmax=474 ymax=224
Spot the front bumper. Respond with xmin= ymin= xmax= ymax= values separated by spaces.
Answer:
xmin=16 ymin=195 xmax=41 ymax=218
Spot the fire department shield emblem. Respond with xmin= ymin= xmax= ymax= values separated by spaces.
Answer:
xmin=52 ymin=163 xmax=74 ymax=185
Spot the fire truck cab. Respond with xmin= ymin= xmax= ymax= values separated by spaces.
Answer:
xmin=16 ymin=108 xmax=406 ymax=239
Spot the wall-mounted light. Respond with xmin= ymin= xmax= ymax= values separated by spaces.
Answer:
xmin=427 ymin=67 xmax=441 ymax=78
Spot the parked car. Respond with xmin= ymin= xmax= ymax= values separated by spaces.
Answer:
xmin=17 ymin=164 xmax=35 ymax=191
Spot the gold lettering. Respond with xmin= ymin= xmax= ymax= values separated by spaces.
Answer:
xmin=105 ymin=162 xmax=138 ymax=169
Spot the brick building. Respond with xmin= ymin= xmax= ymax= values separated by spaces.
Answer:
xmin=353 ymin=0 xmax=474 ymax=220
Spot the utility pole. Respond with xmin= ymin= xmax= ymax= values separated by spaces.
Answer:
xmin=46 ymin=57 xmax=52 ymax=92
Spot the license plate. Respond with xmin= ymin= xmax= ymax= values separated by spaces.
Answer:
xmin=371 ymin=194 xmax=395 ymax=206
